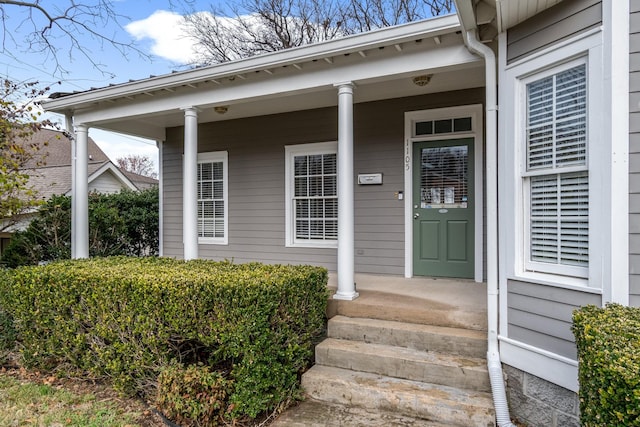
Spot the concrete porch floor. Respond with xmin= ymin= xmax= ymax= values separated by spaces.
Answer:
xmin=327 ymin=273 xmax=488 ymax=331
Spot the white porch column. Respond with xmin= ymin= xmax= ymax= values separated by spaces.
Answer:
xmin=182 ymin=107 xmax=199 ymax=260
xmin=333 ymin=83 xmax=358 ymax=300
xmin=66 ymin=115 xmax=76 ymax=259
xmin=72 ymin=124 xmax=89 ymax=259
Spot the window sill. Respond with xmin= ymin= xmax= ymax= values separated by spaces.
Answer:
xmin=287 ymin=241 xmax=338 ymax=249
xmin=198 ymin=239 xmax=228 ymax=245
xmin=509 ymin=271 xmax=601 ymax=294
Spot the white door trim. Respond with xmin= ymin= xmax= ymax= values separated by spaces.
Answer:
xmin=404 ymin=104 xmax=484 ymax=282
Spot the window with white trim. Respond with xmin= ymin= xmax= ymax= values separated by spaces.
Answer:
xmin=523 ymin=60 xmax=589 ymax=278
xmin=197 ymin=151 xmax=228 ymax=244
xmin=285 ymin=142 xmax=338 ymax=247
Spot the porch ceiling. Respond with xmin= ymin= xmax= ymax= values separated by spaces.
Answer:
xmin=43 ymin=14 xmax=484 ymax=141
xmin=91 ymin=64 xmax=485 ymax=139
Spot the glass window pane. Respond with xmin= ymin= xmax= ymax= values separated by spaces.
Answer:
xmin=420 ymin=145 xmax=468 ymax=208
xmin=294 ymin=156 xmax=307 ymax=176
xmin=309 ymin=176 xmax=323 ymax=196
xmin=212 ymin=162 xmax=223 ymax=180
xmin=324 ymin=175 xmax=336 ymax=196
xmin=197 ymin=157 xmax=226 ymax=239
xmin=323 ymin=153 xmax=337 ymax=174
xmin=454 ymin=117 xmax=472 ymax=132
xmin=200 ymin=163 xmax=213 ymax=180
xmin=415 ymin=121 xmax=433 ymax=135
xmin=294 ymin=177 xmax=307 ymax=197
xmin=296 ymin=220 xmax=309 ymax=238
xmin=309 ymin=154 xmax=323 ymax=175
xmin=434 ymin=119 xmax=453 ymax=134
xmin=292 ymin=148 xmax=337 ymax=241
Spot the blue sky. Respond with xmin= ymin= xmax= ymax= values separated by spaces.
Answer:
xmin=1 ymin=0 xmax=221 ymax=169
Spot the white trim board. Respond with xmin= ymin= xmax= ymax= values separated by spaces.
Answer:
xmin=404 ymin=104 xmax=484 ymax=282
xmin=499 ymin=336 xmax=578 ymax=392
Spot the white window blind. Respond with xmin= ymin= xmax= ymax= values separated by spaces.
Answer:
xmin=197 ymin=158 xmax=225 ymax=240
xmin=526 ymin=63 xmax=588 ymax=274
xmin=293 ymin=153 xmax=337 ymax=241
xmin=530 ymin=172 xmax=589 ymax=267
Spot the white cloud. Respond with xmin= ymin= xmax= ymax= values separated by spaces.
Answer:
xmin=125 ymin=10 xmax=199 ymax=64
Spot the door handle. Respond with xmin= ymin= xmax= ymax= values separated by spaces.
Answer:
xmin=414 ymin=212 xmax=420 ymax=219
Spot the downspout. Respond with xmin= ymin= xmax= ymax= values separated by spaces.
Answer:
xmin=462 ymin=29 xmax=515 ymax=427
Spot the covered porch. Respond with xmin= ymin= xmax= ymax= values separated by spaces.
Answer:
xmin=43 ymin=14 xmax=487 ymax=301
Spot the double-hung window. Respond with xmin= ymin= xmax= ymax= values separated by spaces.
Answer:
xmin=197 ymin=151 xmax=228 ymax=244
xmin=285 ymin=142 xmax=338 ymax=247
xmin=523 ymin=60 xmax=589 ymax=278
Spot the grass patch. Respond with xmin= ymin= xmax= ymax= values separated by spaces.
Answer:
xmin=0 ymin=372 xmax=145 ymax=427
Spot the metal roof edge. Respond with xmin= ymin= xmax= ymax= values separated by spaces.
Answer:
xmin=43 ymin=14 xmax=461 ymax=112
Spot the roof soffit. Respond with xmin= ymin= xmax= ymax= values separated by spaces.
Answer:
xmin=70 ymin=32 xmax=481 ymax=128
xmin=43 ymin=14 xmax=463 ymax=113
xmin=456 ymin=0 xmax=566 ymax=37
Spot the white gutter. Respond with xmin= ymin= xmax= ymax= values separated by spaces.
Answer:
xmin=43 ymin=14 xmax=461 ymax=112
xmin=461 ymin=28 xmax=515 ymax=427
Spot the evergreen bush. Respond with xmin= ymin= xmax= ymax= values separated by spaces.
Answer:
xmin=572 ymin=304 xmax=640 ymax=426
xmin=1 ymin=188 xmax=159 ymax=267
xmin=0 ymin=257 xmax=328 ymax=421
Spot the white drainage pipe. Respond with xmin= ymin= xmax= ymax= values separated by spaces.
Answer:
xmin=461 ymin=28 xmax=515 ymax=427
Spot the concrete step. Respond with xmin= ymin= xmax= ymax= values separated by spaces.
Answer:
xmin=271 ymin=399 xmax=454 ymax=427
xmin=316 ymin=338 xmax=490 ymax=392
xmin=327 ymin=290 xmax=487 ymax=330
xmin=302 ymin=365 xmax=495 ymax=427
xmin=328 ymin=315 xmax=487 ymax=358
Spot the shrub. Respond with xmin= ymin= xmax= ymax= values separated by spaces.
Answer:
xmin=0 ymin=257 xmax=328 ymax=420
xmin=0 ymin=270 xmax=17 ymax=366
xmin=572 ymin=304 xmax=640 ymax=426
xmin=1 ymin=188 xmax=159 ymax=267
xmin=156 ymin=364 xmax=233 ymax=426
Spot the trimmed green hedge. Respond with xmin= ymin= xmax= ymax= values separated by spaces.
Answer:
xmin=0 ymin=257 xmax=328 ymax=420
xmin=572 ymin=304 xmax=640 ymax=426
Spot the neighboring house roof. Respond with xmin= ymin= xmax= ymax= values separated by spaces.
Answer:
xmin=20 ymin=128 xmax=110 ymax=168
xmin=122 ymin=170 xmax=158 ymax=190
xmin=15 ymin=129 xmax=139 ymax=200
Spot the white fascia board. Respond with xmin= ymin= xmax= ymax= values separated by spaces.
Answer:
xmin=43 ymin=15 xmax=461 ymax=112
xmin=73 ymin=44 xmax=480 ymax=125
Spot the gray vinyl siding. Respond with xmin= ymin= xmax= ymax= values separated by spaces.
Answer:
xmin=506 ymin=0 xmax=602 ymax=64
xmin=507 ymin=280 xmax=601 ymax=359
xmin=630 ymin=0 xmax=640 ymax=306
xmin=162 ymin=89 xmax=484 ymax=275
xmin=503 ymin=0 xmax=606 ymax=361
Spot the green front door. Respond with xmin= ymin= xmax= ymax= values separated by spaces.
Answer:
xmin=413 ymin=139 xmax=474 ymax=278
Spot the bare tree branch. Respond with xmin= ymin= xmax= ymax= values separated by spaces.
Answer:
xmin=116 ymin=154 xmax=157 ymax=179
xmin=183 ymin=0 xmax=453 ymax=66
xmin=0 ymin=0 xmax=193 ymax=78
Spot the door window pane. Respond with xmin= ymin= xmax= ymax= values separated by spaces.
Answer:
xmin=420 ymin=145 xmax=468 ymax=209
